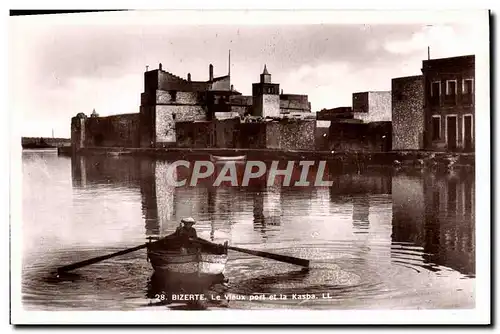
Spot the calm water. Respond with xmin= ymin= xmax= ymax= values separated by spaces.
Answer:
xmin=21 ymin=149 xmax=475 ymax=310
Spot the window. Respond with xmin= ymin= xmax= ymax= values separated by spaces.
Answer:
xmin=463 ymin=114 xmax=473 ymax=151
xmin=430 ymin=82 xmax=441 ymax=106
xmin=446 ymin=80 xmax=457 ymax=95
xmin=432 ymin=115 xmax=441 ymax=141
xmin=463 ymin=79 xmax=474 ymax=94
xmin=170 ymin=90 xmax=177 ymax=102
xmin=431 ymin=82 xmax=441 ymax=97
xmin=444 ymin=80 xmax=457 ymax=105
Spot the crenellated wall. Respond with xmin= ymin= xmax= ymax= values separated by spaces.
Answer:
xmin=145 ymin=70 xmax=209 ymax=93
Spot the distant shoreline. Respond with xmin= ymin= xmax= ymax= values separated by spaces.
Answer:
xmin=21 ymin=137 xmax=70 ymax=149
xmin=58 ymin=146 xmax=475 ymax=168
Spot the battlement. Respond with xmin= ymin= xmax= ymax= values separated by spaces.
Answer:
xmin=164 ymin=70 xmax=188 ymax=83
xmin=144 ymin=63 xmax=232 ymax=94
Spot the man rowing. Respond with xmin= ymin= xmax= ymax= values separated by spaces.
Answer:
xmin=175 ymin=217 xmax=198 ymax=239
xmin=174 ymin=217 xmax=199 ymax=254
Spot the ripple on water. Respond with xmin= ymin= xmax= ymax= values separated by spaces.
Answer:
xmin=21 ymin=241 xmax=474 ymax=311
xmin=221 ymin=242 xmax=473 ymax=309
xmin=21 ymin=154 xmax=475 ymax=311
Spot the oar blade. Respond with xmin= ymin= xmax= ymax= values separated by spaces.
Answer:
xmin=228 ymin=245 xmax=310 ymax=268
xmin=189 ymin=237 xmax=310 ymax=267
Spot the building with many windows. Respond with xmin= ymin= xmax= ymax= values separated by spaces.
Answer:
xmin=422 ymin=55 xmax=475 ymax=152
xmin=392 ymin=55 xmax=475 ymax=152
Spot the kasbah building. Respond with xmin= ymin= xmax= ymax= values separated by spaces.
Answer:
xmin=71 ymin=54 xmax=475 ymax=154
xmin=72 ymin=59 xmax=316 ymax=152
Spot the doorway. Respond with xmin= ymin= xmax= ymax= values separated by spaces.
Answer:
xmin=446 ymin=115 xmax=457 ymax=151
xmin=463 ymin=115 xmax=473 ymax=152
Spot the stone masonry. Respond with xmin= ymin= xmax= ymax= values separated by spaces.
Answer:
xmin=391 ymin=75 xmax=425 ymax=150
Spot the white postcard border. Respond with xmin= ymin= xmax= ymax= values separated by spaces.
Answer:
xmin=7 ymin=8 xmax=491 ymax=326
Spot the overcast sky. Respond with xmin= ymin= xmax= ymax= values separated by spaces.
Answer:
xmin=10 ymin=11 xmax=486 ymax=138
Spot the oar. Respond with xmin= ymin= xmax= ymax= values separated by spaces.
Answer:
xmin=56 ymin=244 xmax=148 ymax=274
xmin=56 ymin=236 xmax=172 ymax=274
xmin=191 ymin=238 xmax=310 ymax=268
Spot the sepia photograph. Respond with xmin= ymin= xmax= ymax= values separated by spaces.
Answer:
xmin=9 ymin=8 xmax=490 ymax=325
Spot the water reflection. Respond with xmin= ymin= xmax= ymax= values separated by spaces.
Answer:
xmin=253 ymin=186 xmax=282 ymax=240
xmin=391 ymin=169 xmax=475 ymax=276
xmin=352 ymin=197 xmax=370 ymax=234
xmin=146 ymin=270 xmax=229 ymax=310
xmin=70 ymin=155 xmax=475 ymax=278
xmin=328 ymin=170 xmax=392 ymax=196
xmin=21 ymin=152 xmax=475 ymax=310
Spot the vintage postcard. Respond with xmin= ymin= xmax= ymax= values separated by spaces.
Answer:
xmin=9 ymin=9 xmax=490 ymax=325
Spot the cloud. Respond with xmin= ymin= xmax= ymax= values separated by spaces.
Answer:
xmin=15 ymin=21 xmax=419 ymax=88
xmin=284 ymin=56 xmax=425 ymax=112
xmin=384 ymin=25 xmax=455 ymax=55
xmin=383 ymin=24 xmax=479 ymax=59
xmin=9 ymin=14 xmax=485 ymax=137
xmin=283 ymin=62 xmax=352 ymax=110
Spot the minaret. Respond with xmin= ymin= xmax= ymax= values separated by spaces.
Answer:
xmin=260 ymin=64 xmax=271 ymax=83
xmin=252 ymin=65 xmax=280 ymax=118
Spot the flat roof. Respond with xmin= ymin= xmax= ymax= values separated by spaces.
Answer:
xmin=353 ymin=91 xmax=391 ymax=94
xmin=392 ymin=75 xmax=423 ymax=81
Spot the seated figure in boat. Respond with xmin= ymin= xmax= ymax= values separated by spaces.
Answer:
xmin=175 ymin=217 xmax=198 ymax=239
xmin=175 ymin=217 xmax=198 ymax=254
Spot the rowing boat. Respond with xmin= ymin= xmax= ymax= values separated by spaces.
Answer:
xmin=147 ymin=234 xmax=228 ymax=282
xmin=146 ymin=234 xmax=229 ymax=308
xmin=210 ymin=154 xmax=247 ymax=163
